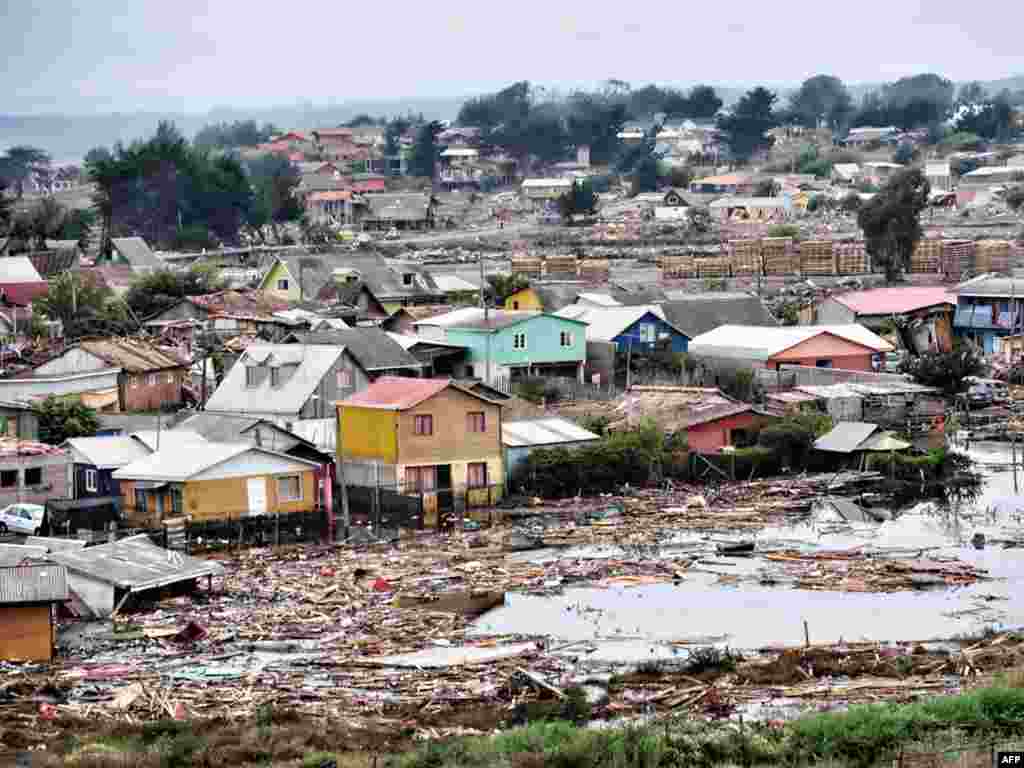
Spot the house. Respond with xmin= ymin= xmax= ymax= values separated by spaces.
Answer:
xmin=327 ymin=280 xmax=389 ymax=322
xmin=952 ymin=275 xmax=1024 ymax=354
xmin=44 ymin=535 xmax=225 ymax=617
xmin=337 ymin=377 xmax=505 ymax=518
xmin=383 ymin=305 xmax=457 ymax=335
xmin=305 ymin=189 xmax=355 ymax=225
xmin=926 ymin=162 xmax=952 ymax=192
xmin=414 ymin=307 xmax=588 ymax=385
xmin=841 ymin=127 xmax=898 ymax=147
xmin=659 ymin=293 xmax=779 ymax=339
xmin=793 ymin=380 xmax=944 ymax=430
xmin=386 ymin=333 xmax=468 ymax=377
xmin=432 ymin=274 xmax=480 ymax=300
xmin=103 ymin=237 xmax=162 ymax=273
xmin=62 ymin=435 xmax=152 ymax=500
xmin=143 ymin=290 xmax=298 ymax=345
xmin=0 ymin=440 xmax=71 ymax=509
xmin=814 ymin=287 xmax=955 ymax=353
xmin=173 ymin=413 xmax=330 ymax=465
xmin=203 ymin=343 xmax=369 ymax=426
xmin=831 ymin=163 xmax=861 ymax=185
xmin=34 ymin=338 xmax=190 ymax=412
xmin=502 ymin=417 xmax=600 ymax=486
xmin=632 ymin=188 xmax=689 ymax=208
xmin=860 ymin=161 xmax=904 ymax=183
xmin=709 ymin=196 xmax=790 ymax=221
xmin=282 ymin=328 xmax=425 ymax=378
xmin=0 ymin=255 xmax=49 ymax=306
xmin=520 ymin=178 xmax=573 ymax=205
xmin=0 ymin=401 xmax=39 ymax=441
xmin=504 ymin=284 xmax=587 ymax=312
xmin=115 ymin=442 xmax=322 ymax=527
xmin=261 ymin=251 xmax=446 ymax=308
xmin=688 ymin=173 xmax=755 ymax=195
xmin=813 ymin=421 xmax=910 ymax=467
xmin=357 ymin=193 xmax=435 ymax=231
xmin=0 ymin=563 xmax=68 ymax=661
xmin=960 ymin=166 xmax=1024 ymax=185
xmin=689 ymin=325 xmax=894 ymax=373
xmin=555 ymin=305 xmax=689 ymax=353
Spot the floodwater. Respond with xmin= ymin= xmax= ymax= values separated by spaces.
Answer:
xmin=474 ymin=442 xmax=1024 ymax=655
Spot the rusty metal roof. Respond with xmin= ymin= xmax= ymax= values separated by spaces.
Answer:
xmin=0 ymin=563 xmax=68 ymax=604
xmin=78 ymin=338 xmax=189 ymax=373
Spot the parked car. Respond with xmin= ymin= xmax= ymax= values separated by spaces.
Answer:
xmin=966 ymin=383 xmax=994 ymax=409
xmin=0 ymin=503 xmax=45 ymax=535
xmin=966 ymin=376 xmax=1009 ymax=404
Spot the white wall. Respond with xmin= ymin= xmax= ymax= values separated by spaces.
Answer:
xmin=35 ymin=348 xmax=108 ymax=376
xmin=0 ymin=370 xmax=119 ymax=402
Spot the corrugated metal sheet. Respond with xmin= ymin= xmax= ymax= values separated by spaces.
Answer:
xmin=501 ymin=418 xmax=601 ymax=448
xmin=0 ymin=544 xmax=47 ymax=567
xmin=689 ymin=325 xmax=893 ymax=361
xmin=0 ymin=563 xmax=68 ymax=603
xmin=341 ymin=377 xmax=453 ymax=410
xmin=46 ymin=534 xmax=224 ymax=592
xmin=813 ymin=422 xmax=878 ymax=454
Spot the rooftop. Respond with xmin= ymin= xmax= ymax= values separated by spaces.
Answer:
xmin=74 ymin=338 xmax=189 ymax=373
xmin=0 ymin=563 xmax=68 ymax=605
xmin=286 ymin=327 xmax=422 ymax=371
xmin=416 ymin=307 xmax=584 ymax=332
xmin=659 ymin=294 xmax=779 ymax=338
xmin=555 ymin=386 xmax=748 ymax=433
xmin=63 ymin=436 xmax=151 ymax=469
xmin=341 ymin=376 xmax=497 ymax=411
xmin=688 ymin=324 xmax=893 ymax=361
xmin=554 ymin=305 xmax=682 ymax=342
xmin=502 ymin=417 xmax=601 ymax=448
xmin=831 ymin=287 xmax=955 ymax=316
xmin=110 ymin=237 xmax=161 ymax=270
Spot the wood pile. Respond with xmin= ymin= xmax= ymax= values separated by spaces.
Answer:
xmin=835 ymin=241 xmax=868 ymax=274
xmin=910 ymin=239 xmax=943 ymax=274
xmin=976 ymin=240 xmax=1011 ymax=274
xmin=798 ymin=240 xmax=835 ymax=276
xmin=762 ymin=237 xmax=795 ymax=275
xmin=511 ymin=254 xmax=542 ymax=279
xmin=942 ymin=240 xmax=975 ymax=277
xmin=661 ymin=254 xmax=694 ymax=278
xmin=578 ymin=258 xmax=610 ymax=282
xmin=730 ymin=239 xmax=761 ymax=275
xmin=693 ymin=256 xmax=731 ymax=278
xmin=543 ymin=255 xmax=579 ymax=278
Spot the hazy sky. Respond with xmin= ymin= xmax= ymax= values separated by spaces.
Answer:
xmin=3 ymin=0 xmax=1022 ymax=114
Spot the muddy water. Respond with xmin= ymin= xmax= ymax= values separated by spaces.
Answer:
xmin=474 ymin=442 xmax=1024 ymax=653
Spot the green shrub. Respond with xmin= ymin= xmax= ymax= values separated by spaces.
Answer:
xmin=758 ymin=412 xmax=832 ymax=469
xmin=766 ymin=223 xmax=800 ymax=239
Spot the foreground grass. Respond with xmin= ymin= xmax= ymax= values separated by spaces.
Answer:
xmin=21 ymin=679 xmax=1024 ymax=767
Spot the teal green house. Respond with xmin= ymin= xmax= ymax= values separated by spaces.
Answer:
xmin=413 ymin=308 xmax=588 ymax=386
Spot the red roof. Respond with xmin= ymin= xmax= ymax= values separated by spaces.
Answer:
xmin=341 ymin=376 xmax=454 ymax=410
xmin=0 ymin=282 xmax=49 ymax=306
xmin=353 ymin=179 xmax=386 ymax=192
xmin=832 ymin=287 xmax=954 ymax=316
xmin=309 ymin=190 xmax=353 ymax=202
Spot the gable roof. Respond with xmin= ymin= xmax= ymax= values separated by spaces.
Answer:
xmin=554 ymin=305 xmax=687 ymax=342
xmin=416 ymin=307 xmax=587 ymax=332
xmin=266 ymin=250 xmax=442 ymax=302
xmin=63 ymin=436 xmax=151 ymax=469
xmin=502 ymin=417 xmax=601 ymax=448
xmin=659 ymin=294 xmax=779 ymax=337
xmin=203 ymin=343 xmax=347 ymax=416
xmin=0 ymin=255 xmax=49 ymax=305
xmin=110 ymin=237 xmax=161 ymax=270
xmin=113 ymin=442 xmax=317 ymax=482
xmin=27 ymin=248 xmax=79 ymax=279
xmin=813 ymin=422 xmax=880 ymax=453
xmin=0 ymin=563 xmax=68 ymax=604
xmin=286 ymin=327 xmax=423 ymax=371
xmin=830 ymin=287 xmax=955 ymax=316
xmin=341 ymin=376 xmax=499 ymax=411
xmin=832 ymin=163 xmax=860 ymax=180
xmin=361 ymin=193 xmax=433 ymax=222
xmin=174 ymin=412 xmax=316 ymax=452
xmin=182 ymin=290 xmax=292 ymax=323
xmin=688 ymin=324 xmax=893 ymax=361
xmin=130 ymin=429 xmax=207 ymax=453
xmin=73 ymin=338 xmax=189 ymax=372
xmin=953 ymin=274 xmax=1024 ymax=298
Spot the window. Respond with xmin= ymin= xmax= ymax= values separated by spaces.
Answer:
xmin=135 ymin=489 xmax=147 ymax=513
xmin=639 ymin=323 xmax=656 ymax=343
xmin=277 ymin=278 xmax=289 ymax=290
xmin=467 ymin=411 xmax=486 ymax=433
xmin=413 ymin=414 xmax=433 ymax=436
xmin=815 ymin=359 xmax=833 ymax=368
xmin=24 ymin=467 xmax=42 ymax=486
xmin=270 ymin=367 xmax=281 ymax=387
xmin=512 ymin=301 xmax=520 ymax=309
xmin=0 ymin=470 xmax=16 ymax=488
xmin=130 ymin=375 xmax=139 ymax=388
xmin=85 ymin=469 xmax=98 ymax=493
xmin=277 ymin=474 xmax=302 ymax=501
xmin=513 ymin=332 xmax=527 ymax=350
xmin=170 ymin=488 xmax=183 ymax=515
xmin=245 ymin=366 xmax=259 ymax=388
xmin=406 ymin=465 xmax=437 ymax=492
xmin=337 ymin=368 xmax=353 ymax=388
xmin=467 ymin=462 xmax=488 ymax=488
xmin=560 ymin=331 xmax=574 ymax=347
xmin=166 ymin=372 xmax=175 ymax=384
xmin=402 ymin=273 xmax=414 ymax=286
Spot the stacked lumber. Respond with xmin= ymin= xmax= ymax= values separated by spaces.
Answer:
xmin=762 ymin=237 xmax=795 ymax=275
xmin=511 ymin=254 xmax=542 ymax=279
xmin=910 ymin=239 xmax=942 ymax=273
xmin=730 ymin=239 xmax=761 ymax=274
xmin=661 ymin=254 xmax=694 ymax=278
xmin=798 ymin=240 xmax=835 ymax=276
xmin=578 ymin=258 xmax=610 ymax=282
xmin=694 ymin=256 xmax=731 ymax=277
xmin=976 ymin=240 xmax=1011 ymax=274
xmin=942 ymin=240 xmax=975 ymax=277
xmin=544 ymin=255 xmax=578 ymax=278
xmin=836 ymin=241 xmax=868 ymax=274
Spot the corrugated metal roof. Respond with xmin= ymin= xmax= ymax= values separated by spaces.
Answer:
xmin=831 ymin=287 xmax=954 ymax=316
xmin=0 ymin=563 xmax=68 ymax=604
xmin=111 ymin=237 xmax=161 ymax=269
xmin=130 ymin=430 xmax=207 ymax=453
xmin=813 ymin=422 xmax=879 ymax=453
xmin=502 ymin=418 xmax=601 ymax=448
xmin=46 ymin=534 xmax=224 ymax=591
xmin=78 ymin=338 xmax=189 ymax=373
xmin=23 ymin=536 xmax=87 ymax=552
xmin=341 ymin=376 xmax=455 ymax=410
xmin=554 ymin=305 xmax=676 ymax=342
xmin=432 ymin=274 xmax=479 ymax=293
xmin=689 ymin=324 xmax=893 ymax=361
xmin=0 ymin=255 xmax=46 ymax=283
xmin=64 ymin=436 xmax=151 ymax=469
xmin=113 ymin=443 xmax=314 ymax=482
xmin=0 ymin=544 xmax=47 ymax=567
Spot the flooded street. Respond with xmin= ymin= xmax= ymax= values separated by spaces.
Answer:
xmin=474 ymin=441 xmax=1024 ymax=655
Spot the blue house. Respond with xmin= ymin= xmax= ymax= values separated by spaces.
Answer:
xmin=62 ymin=436 xmax=151 ymax=501
xmin=952 ymin=275 xmax=1024 ymax=354
xmin=554 ymin=305 xmax=690 ymax=353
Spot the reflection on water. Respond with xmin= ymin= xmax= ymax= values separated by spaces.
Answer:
xmin=474 ymin=441 xmax=1024 ymax=654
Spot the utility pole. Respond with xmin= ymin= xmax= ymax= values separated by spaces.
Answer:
xmin=336 ymin=405 xmax=350 ymax=540
xmin=481 ymin=255 xmax=491 ymax=384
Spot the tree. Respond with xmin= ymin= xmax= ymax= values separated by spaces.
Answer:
xmin=244 ymin=154 xmax=303 ymax=240
xmin=34 ymin=397 xmax=100 ymax=445
xmin=35 ymin=271 xmax=134 ymax=338
xmin=718 ymin=87 xmax=779 ymax=161
xmin=892 ymin=142 xmax=917 ymax=165
xmin=902 ymin=345 xmax=983 ymax=395
xmin=408 ymin=121 xmax=443 ymax=178
xmin=616 ymin=126 xmax=662 ymax=194
xmin=124 ymin=263 xmax=224 ymax=319
xmin=384 ymin=116 xmax=412 ymax=158
xmin=343 ymin=114 xmax=383 ymax=128
xmin=486 ymin=273 xmax=530 ymax=305
xmin=880 ymin=73 xmax=955 ymax=129
xmin=193 ymin=120 xmax=276 ymax=149
xmin=556 ymin=179 xmax=599 ymax=221
xmin=957 ymin=81 xmax=987 ymax=106
xmin=59 ymin=208 xmax=96 ymax=250
xmin=0 ymin=180 xmax=10 ymax=232
xmin=789 ymin=75 xmax=853 ymax=130
xmin=566 ymin=91 xmax=629 ymax=165
xmin=0 ymin=145 xmax=51 ymax=197
xmin=857 ymin=168 xmax=930 ymax=283
xmin=686 ymin=85 xmax=723 ymax=119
